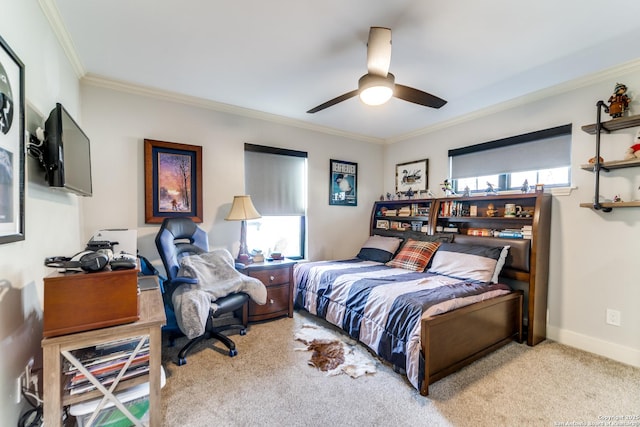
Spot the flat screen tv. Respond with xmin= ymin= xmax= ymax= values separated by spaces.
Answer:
xmin=44 ymin=103 xmax=92 ymax=197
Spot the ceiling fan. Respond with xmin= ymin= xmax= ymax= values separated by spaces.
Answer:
xmin=307 ymin=27 xmax=447 ymax=114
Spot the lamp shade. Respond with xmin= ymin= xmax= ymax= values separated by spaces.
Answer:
xmin=225 ymin=195 xmax=261 ymax=221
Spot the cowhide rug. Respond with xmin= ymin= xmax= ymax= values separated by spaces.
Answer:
xmin=294 ymin=323 xmax=377 ymax=378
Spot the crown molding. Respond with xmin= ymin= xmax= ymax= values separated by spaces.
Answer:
xmin=81 ymin=74 xmax=384 ymax=145
xmin=38 ymin=0 xmax=85 ymax=78
xmin=386 ymin=58 xmax=640 ymax=144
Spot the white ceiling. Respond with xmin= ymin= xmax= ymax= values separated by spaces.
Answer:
xmin=48 ymin=0 xmax=640 ymax=142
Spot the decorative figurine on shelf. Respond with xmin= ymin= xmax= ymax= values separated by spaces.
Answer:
xmin=588 ymin=156 xmax=604 ymax=164
xmin=386 ymin=192 xmax=393 ymax=201
xmin=613 ymin=194 xmax=623 ymax=203
xmin=521 ymin=179 xmax=529 ymax=194
xmin=462 ymin=186 xmax=471 ymax=197
xmin=607 ymin=82 xmax=630 ymax=118
xmin=441 ymin=179 xmax=456 ymax=197
xmin=486 ymin=203 xmax=498 ymax=217
xmin=379 ymin=194 xmax=385 ymax=201
xmin=485 ymin=182 xmax=498 ymax=195
xmin=624 ymin=130 xmax=640 ymax=160
xmin=624 ymin=144 xmax=640 ymax=160
xmin=406 ymin=187 xmax=414 ymax=199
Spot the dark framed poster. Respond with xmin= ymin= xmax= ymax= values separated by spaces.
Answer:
xmin=144 ymin=139 xmax=203 ymax=223
xmin=329 ymin=159 xmax=357 ymax=206
xmin=0 ymin=34 xmax=25 ymax=244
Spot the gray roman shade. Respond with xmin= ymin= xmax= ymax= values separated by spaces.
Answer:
xmin=449 ymin=124 xmax=572 ymax=179
xmin=244 ymin=144 xmax=307 ymax=216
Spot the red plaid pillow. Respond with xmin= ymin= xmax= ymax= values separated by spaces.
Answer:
xmin=385 ymin=239 xmax=441 ymax=272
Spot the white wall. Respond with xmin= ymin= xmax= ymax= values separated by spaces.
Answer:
xmin=2 ymin=3 xmax=639 ymax=424
xmin=79 ymin=83 xmax=384 ymax=271
xmin=1 ymin=1 xmax=84 ymax=424
xmin=384 ymin=67 xmax=640 ymax=366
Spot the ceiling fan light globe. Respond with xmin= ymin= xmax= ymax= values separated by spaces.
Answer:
xmin=358 ymin=73 xmax=395 ymax=106
xmin=360 ymin=86 xmax=393 ymax=106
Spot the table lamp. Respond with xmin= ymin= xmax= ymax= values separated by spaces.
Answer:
xmin=225 ymin=195 xmax=261 ymax=263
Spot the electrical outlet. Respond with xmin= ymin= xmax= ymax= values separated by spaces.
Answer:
xmin=15 ymin=377 xmax=22 ymax=404
xmin=606 ymin=309 xmax=621 ymax=326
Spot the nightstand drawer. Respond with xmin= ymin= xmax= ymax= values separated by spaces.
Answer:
xmin=250 ymin=267 xmax=290 ymax=286
xmin=242 ymin=260 xmax=296 ymax=322
xmin=249 ymin=284 xmax=289 ymax=318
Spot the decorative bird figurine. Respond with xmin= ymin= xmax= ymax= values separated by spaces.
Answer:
xmin=485 ymin=182 xmax=498 ymax=195
xmin=521 ymin=179 xmax=529 ymax=193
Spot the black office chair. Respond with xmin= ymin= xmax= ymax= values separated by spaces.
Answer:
xmin=155 ymin=217 xmax=249 ymax=365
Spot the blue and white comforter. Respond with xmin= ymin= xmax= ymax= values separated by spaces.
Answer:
xmin=293 ymin=258 xmax=511 ymax=391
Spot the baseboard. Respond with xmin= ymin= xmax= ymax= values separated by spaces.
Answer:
xmin=546 ymin=325 xmax=640 ymax=368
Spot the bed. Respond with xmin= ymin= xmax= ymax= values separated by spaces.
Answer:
xmin=293 ymin=233 xmax=530 ymax=396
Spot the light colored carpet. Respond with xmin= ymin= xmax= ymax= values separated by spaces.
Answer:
xmin=161 ymin=310 xmax=640 ymax=426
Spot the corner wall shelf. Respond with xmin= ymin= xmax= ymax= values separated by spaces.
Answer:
xmin=581 ymin=114 xmax=640 ymax=134
xmin=580 ymin=104 xmax=640 ymax=212
xmin=580 ymin=158 xmax=640 ymax=171
xmin=579 ymin=201 xmax=640 ymax=209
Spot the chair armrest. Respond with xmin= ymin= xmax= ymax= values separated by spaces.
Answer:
xmin=163 ymin=276 xmax=198 ymax=296
xmin=170 ymin=277 xmax=198 ymax=285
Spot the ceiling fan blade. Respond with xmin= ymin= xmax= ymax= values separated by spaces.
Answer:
xmin=366 ymin=27 xmax=392 ymax=77
xmin=394 ymin=84 xmax=447 ymax=109
xmin=307 ymin=90 xmax=359 ymax=114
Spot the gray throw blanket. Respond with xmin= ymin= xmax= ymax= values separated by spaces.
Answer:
xmin=172 ymin=248 xmax=266 ymax=339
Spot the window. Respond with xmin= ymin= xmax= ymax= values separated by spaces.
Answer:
xmin=244 ymin=144 xmax=307 ymax=259
xmin=449 ymin=124 xmax=572 ymax=193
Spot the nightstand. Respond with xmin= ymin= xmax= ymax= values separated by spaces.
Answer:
xmin=240 ymin=260 xmax=296 ymax=322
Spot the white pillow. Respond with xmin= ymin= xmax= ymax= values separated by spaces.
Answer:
xmin=428 ymin=243 xmax=508 ymax=283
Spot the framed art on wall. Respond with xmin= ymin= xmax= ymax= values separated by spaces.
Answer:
xmin=0 ymin=34 xmax=25 ymax=244
xmin=329 ymin=159 xmax=357 ymax=206
xmin=144 ymin=139 xmax=203 ymax=223
xmin=396 ymin=159 xmax=428 ymax=195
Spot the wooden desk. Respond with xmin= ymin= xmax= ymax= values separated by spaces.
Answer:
xmin=42 ymin=286 xmax=166 ymax=426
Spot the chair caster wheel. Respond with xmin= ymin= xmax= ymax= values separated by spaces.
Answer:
xmin=177 ymin=357 xmax=187 ymax=366
xmin=240 ymin=328 xmax=247 ymax=336
xmin=229 ymin=349 xmax=238 ymax=357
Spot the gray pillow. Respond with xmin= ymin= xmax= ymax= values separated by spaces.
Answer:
xmin=356 ymin=235 xmax=403 ymax=263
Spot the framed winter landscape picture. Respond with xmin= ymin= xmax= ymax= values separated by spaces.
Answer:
xmin=144 ymin=139 xmax=203 ymax=223
xmin=396 ymin=159 xmax=428 ymax=195
xmin=0 ymin=34 xmax=25 ymax=244
xmin=329 ymin=159 xmax=357 ymax=206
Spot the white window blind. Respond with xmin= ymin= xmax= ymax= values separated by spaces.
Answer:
xmin=449 ymin=124 xmax=572 ymax=179
xmin=244 ymin=144 xmax=307 ymax=216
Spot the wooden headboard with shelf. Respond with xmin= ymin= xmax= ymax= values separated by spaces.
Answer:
xmin=370 ymin=193 xmax=551 ymax=346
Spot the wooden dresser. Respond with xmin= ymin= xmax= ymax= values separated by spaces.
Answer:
xmin=240 ymin=260 xmax=296 ymax=322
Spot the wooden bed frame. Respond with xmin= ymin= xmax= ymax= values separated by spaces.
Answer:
xmin=421 ymin=288 xmax=522 ymax=395
xmin=294 ymin=234 xmax=535 ymax=396
xmin=419 ymin=234 xmax=530 ymax=395
xmin=296 ymin=193 xmax=551 ymax=396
